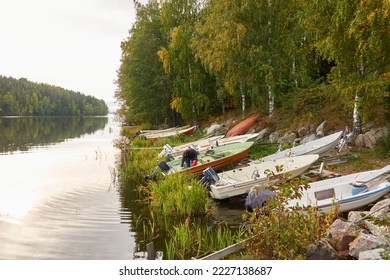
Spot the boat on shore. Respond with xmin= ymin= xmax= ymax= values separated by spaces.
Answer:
xmin=250 ymin=130 xmax=344 ymax=164
xmin=138 ymin=125 xmax=190 ymax=135
xmin=159 ymin=133 xmax=260 ymax=159
xmin=226 ymin=114 xmax=259 ymax=137
xmin=201 ymin=154 xmax=319 ymax=200
xmin=156 ymin=142 xmax=254 ymax=176
xmin=142 ymin=125 xmax=197 ymax=141
xmin=287 ymin=165 xmax=390 ymax=214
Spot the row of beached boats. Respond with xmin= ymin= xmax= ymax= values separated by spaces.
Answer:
xmin=138 ymin=117 xmax=390 ymax=215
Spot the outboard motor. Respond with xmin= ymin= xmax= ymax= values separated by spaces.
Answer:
xmin=165 ymin=153 xmax=175 ymax=162
xmin=158 ymin=144 xmax=173 ymax=158
xmin=145 ymin=161 xmax=172 ymax=181
xmin=200 ymin=167 xmax=220 ymax=190
xmin=158 ymin=161 xmax=171 ymax=172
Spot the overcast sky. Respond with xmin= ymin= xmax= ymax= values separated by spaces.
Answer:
xmin=0 ymin=0 xmax=138 ymax=109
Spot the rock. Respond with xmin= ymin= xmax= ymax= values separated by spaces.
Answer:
xmin=301 ymin=133 xmax=316 ymax=144
xmin=307 ymin=239 xmax=339 ymax=260
xmin=358 ymin=248 xmax=386 ymax=260
xmin=361 ymin=217 xmax=390 ymax=238
xmin=365 ymin=128 xmax=386 ymax=149
xmin=277 ymin=132 xmax=297 ymax=145
xmin=347 ymin=211 xmax=370 ymax=223
xmin=349 ymin=232 xmax=390 ymax=259
xmin=269 ymin=131 xmax=279 ymax=143
xmin=326 ymin=219 xmax=363 ymax=252
xmin=316 ymin=121 xmax=326 ymax=135
xmin=298 ymin=127 xmax=308 ymax=138
xmin=205 ymin=123 xmax=222 ymax=135
xmin=354 ymin=134 xmax=366 ymax=147
xmin=353 ymin=127 xmax=388 ymax=149
xmin=255 ymin=128 xmax=270 ymax=141
xmin=370 ymin=198 xmax=390 ymax=217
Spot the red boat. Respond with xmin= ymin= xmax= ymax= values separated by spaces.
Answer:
xmin=226 ymin=113 xmax=259 ymax=137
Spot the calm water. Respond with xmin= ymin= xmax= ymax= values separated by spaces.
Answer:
xmin=0 ymin=115 xmax=245 ymax=260
xmin=0 ymin=115 xmax=141 ymax=260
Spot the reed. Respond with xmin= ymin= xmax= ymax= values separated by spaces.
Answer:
xmin=119 ymin=144 xmax=160 ymax=185
xmin=147 ymin=172 xmax=215 ymax=217
xmin=165 ymin=218 xmax=244 ymax=260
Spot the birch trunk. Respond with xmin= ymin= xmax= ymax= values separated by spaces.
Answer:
xmin=353 ymin=67 xmax=364 ymax=137
xmin=240 ymin=80 xmax=245 ymax=118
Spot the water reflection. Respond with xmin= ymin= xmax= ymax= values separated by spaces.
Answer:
xmin=0 ymin=115 xmax=138 ymax=259
xmin=0 ymin=116 xmax=107 ymax=154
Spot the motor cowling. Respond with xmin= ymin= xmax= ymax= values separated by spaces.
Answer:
xmin=158 ymin=161 xmax=171 ymax=172
xmin=200 ymin=167 xmax=220 ymax=190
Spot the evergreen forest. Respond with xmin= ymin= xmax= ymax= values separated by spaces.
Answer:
xmin=0 ymin=75 xmax=108 ymax=116
xmin=116 ymin=0 xmax=390 ymax=135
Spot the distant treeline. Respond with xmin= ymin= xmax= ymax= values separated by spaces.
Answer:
xmin=0 ymin=75 xmax=108 ymax=116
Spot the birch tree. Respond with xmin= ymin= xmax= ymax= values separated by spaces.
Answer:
xmin=302 ymin=0 xmax=390 ymax=136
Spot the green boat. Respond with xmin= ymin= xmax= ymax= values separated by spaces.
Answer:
xmin=157 ymin=142 xmax=254 ymax=176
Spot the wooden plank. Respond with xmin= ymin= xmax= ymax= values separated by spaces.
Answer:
xmin=198 ymin=240 xmax=247 ymax=260
xmin=147 ymin=242 xmax=156 ymax=260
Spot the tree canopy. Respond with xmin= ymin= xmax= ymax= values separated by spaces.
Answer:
xmin=116 ymin=0 xmax=390 ymax=130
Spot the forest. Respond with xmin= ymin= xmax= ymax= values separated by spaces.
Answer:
xmin=116 ymin=0 xmax=389 ymax=135
xmin=0 ymin=75 xmax=108 ymax=116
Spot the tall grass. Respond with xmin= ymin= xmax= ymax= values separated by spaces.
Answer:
xmin=147 ymin=172 xmax=215 ymax=217
xmin=165 ymin=218 xmax=244 ymax=260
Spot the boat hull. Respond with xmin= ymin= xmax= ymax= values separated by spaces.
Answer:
xmin=162 ymin=142 xmax=254 ymax=176
xmin=251 ymin=131 xmax=343 ymax=164
xmin=146 ymin=126 xmax=196 ymax=141
xmin=288 ymin=166 xmax=390 ymax=214
xmin=209 ymin=155 xmax=319 ymax=200
xmin=227 ymin=114 xmax=259 ymax=137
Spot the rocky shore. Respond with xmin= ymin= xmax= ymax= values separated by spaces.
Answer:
xmin=308 ymin=198 xmax=390 ymax=260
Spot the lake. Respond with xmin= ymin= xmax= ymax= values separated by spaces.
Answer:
xmin=0 ymin=115 xmax=244 ymax=260
xmin=0 ymin=115 xmax=143 ymax=259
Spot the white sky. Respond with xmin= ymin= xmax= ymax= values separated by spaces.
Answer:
xmin=0 ymin=0 xmax=138 ymax=109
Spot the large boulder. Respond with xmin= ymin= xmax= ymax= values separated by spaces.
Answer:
xmin=204 ymin=123 xmax=223 ymax=135
xmin=255 ymin=128 xmax=270 ymax=141
xmin=326 ymin=219 xmax=364 ymax=252
xmin=316 ymin=121 xmax=327 ymax=137
xmin=358 ymin=248 xmax=387 ymax=260
xmin=306 ymin=239 xmax=339 ymax=260
xmin=354 ymin=127 xmax=388 ymax=149
xmin=277 ymin=132 xmax=297 ymax=145
xmin=349 ymin=232 xmax=390 ymax=259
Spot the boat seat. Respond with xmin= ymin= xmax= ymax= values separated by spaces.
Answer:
xmin=201 ymin=156 xmax=214 ymax=163
xmin=314 ymin=188 xmax=335 ymax=200
xmin=353 ymin=165 xmax=390 ymax=185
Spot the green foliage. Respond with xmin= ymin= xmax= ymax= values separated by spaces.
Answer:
xmin=165 ymin=218 xmax=244 ymax=260
xmin=159 ymin=0 xmax=218 ymax=123
xmin=147 ymin=172 xmax=214 ymax=217
xmin=116 ymin=0 xmax=174 ymax=126
xmin=376 ymin=128 xmax=390 ymax=158
xmin=0 ymin=76 xmax=108 ymax=116
xmin=116 ymin=0 xmax=389 ymax=129
xmin=243 ymin=175 xmax=337 ymax=260
xmin=248 ymin=141 xmax=279 ymax=161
